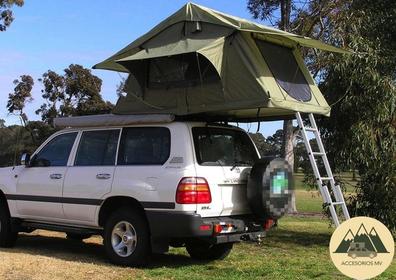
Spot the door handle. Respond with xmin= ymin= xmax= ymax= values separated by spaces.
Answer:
xmin=50 ymin=173 xmax=62 ymax=180
xmin=96 ymin=173 xmax=111 ymax=180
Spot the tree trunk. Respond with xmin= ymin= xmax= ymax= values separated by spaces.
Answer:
xmin=283 ymin=119 xmax=297 ymax=213
xmin=279 ymin=0 xmax=297 ymax=213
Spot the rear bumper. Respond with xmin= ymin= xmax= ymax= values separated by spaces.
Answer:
xmin=145 ymin=210 xmax=267 ymax=243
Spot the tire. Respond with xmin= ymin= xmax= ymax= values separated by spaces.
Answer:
xmin=186 ymin=240 xmax=233 ymax=261
xmin=66 ymin=233 xmax=91 ymax=241
xmin=247 ymin=158 xmax=293 ymax=220
xmin=0 ymin=203 xmax=17 ymax=248
xmin=103 ymin=207 xmax=150 ymax=266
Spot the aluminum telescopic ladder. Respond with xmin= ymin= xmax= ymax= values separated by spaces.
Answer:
xmin=296 ymin=112 xmax=350 ymax=227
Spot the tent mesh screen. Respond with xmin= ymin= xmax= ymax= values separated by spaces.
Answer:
xmin=147 ymin=52 xmax=219 ymax=89
xmin=255 ymin=40 xmax=312 ymax=102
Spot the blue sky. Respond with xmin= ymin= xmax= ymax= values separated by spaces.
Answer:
xmin=0 ymin=0 xmax=283 ymax=136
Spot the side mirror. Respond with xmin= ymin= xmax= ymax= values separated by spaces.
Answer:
xmin=20 ymin=153 xmax=31 ymax=166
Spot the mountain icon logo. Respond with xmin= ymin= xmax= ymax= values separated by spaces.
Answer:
xmin=334 ymin=223 xmax=389 ymax=258
xmin=329 ymin=217 xmax=395 ymax=280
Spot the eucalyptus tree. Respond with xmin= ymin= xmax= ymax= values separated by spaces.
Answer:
xmin=0 ymin=0 xmax=24 ymax=31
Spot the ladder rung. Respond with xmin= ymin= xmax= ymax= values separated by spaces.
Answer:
xmin=296 ymin=112 xmax=350 ymax=227
xmin=318 ymin=177 xmax=333 ymax=181
xmin=304 ymin=127 xmax=317 ymax=132
xmin=310 ymin=152 xmax=325 ymax=156
xmin=332 ymin=202 xmax=345 ymax=206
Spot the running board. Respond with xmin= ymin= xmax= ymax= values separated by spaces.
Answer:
xmin=18 ymin=220 xmax=102 ymax=235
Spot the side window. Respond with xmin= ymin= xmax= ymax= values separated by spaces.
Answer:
xmin=75 ymin=130 xmax=120 ymax=166
xmin=30 ymin=132 xmax=77 ymax=167
xmin=118 ymin=127 xmax=170 ymax=165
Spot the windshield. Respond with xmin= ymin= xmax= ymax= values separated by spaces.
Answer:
xmin=192 ymin=127 xmax=258 ymax=166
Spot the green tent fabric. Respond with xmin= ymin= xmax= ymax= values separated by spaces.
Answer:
xmin=93 ymin=2 xmax=350 ymax=121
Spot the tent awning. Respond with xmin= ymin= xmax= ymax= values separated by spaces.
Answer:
xmin=93 ymin=2 xmax=350 ymax=72
xmin=92 ymin=2 xmax=350 ymax=120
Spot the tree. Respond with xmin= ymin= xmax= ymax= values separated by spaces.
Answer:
xmin=265 ymin=129 xmax=283 ymax=156
xmin=249 ymin=132 xmax=273 ymax=157
xmin=7 ymin=74 xmax=34 ymax=126
xmin=0 ymin=119 xmax=5 ymax=128
xmin=0 ymin=0 xmax=24 ymax=31
xmin=37 ymin=64 xmax=114 ymax=124
xmin=116 ymin=76 xmax=127 ymax=98
xmin=315 ymin=1 xmax=396 ymax=232
xmin=36 ymin=70 xmax=65 ymax=123
xmin=249 ymin=0 xmax=396 ymax=231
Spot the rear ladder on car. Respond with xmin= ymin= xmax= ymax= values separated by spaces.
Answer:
xmin=295 ymin=112 xmax=350 ymax=227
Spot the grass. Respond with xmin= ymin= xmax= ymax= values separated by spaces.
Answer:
xmin=0 ymin=173 xmax=392 ymax=279
xmin=293 ymin=172 xmax=357 ymax=213
xmin=0 ymin=216 xmax=393 ymax=279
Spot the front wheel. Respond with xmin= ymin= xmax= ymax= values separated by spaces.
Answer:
xmin=0 ymin=203 xmax=17 ymax=248
xmin=103 ymin=208 xmax=150 ymax=266
xmin=186 ymin=240 xmax=233 ymax=260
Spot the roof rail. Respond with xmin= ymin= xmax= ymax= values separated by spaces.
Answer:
xmin=54 ymin=114 xmax=175 ymax=128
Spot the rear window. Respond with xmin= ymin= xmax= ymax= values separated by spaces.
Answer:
xmin=117 ymin=127 xmax=170 ymax=165
xmin=192 ymin=127 xmax=258 ymax=166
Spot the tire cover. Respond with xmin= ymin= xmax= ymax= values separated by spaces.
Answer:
xmin=247 ymin=158 xmax=294 ymax=219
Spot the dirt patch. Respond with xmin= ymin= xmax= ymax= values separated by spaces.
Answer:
xmin=0 ymin=230 xmax=142 ymax=280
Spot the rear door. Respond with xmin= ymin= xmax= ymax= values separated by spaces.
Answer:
xmin=192 ymin=127 xmax=259 ymax=217
xmin=63 ymin=129 xmax=120 ymax=224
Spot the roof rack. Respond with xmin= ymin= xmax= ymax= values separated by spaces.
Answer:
xmin=53 ymin=114 xmax=175 ymax=128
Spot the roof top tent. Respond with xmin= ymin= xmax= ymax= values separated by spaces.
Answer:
xmin=93 ymin=2 xmax=349 ymax=122
xmin=92 ymin=2 xmax=351 ymax=227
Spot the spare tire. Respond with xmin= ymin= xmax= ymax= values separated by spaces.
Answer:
xmin=247 ymin=158 xmax=293 ymax=220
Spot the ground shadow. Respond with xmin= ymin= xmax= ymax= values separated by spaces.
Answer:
xmin=0 ymin=233 xmax=207 ymax=268
xmin=0 ymin=228 xmax=331 ymax=268
xmin=266 ymin=228 xmax=331 ymax=247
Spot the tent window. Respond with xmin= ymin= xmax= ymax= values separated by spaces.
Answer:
xmin=148 ymin=53 xmax=219 ymax=89
xmin=255 ymin=40 xmax=312 ymax=102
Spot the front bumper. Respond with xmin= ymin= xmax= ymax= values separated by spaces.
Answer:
xmin=145 ymin=210 xmax=267 ymax=244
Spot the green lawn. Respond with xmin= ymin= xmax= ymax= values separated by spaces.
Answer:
xmin=293 ymin=173 xmax=357 ymax=213
xmin=133 ymin=217 xmax=395 ymax=280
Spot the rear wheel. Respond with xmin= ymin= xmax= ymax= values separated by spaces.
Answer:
xmin=186 ymin=240 xmax=233 ymax=260
xmin=103 ymin=208 xmax=150 ymax=266
xmin=0 ymin=203 xmax=17 ymax=247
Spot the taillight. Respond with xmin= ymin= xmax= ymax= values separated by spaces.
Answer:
xmin=264 ymin=219 xmax=274 ymax=230
xmin=176 ymin=177 xmax=212 ymax=204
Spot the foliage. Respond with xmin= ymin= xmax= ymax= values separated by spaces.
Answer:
xmin=248 ymin=132 xmax=273 ymax=157
xmin=3 ymin=64 xmax=113 ymax=165
xmin=247 ymin=0 xmax=292 ymax=30
xmin=316 ymin=0 xmax=396 ymax=232
xmin=251 ymin=129 xmax=306 ymax=172
xmin=0 ymin=122 xmax=56 ymax=167
xmin=36 ymin=64 xmax=114 ymax=124
xmin=116 ymin=76 xmax=127 ymax=98
xmin=0 ymin=0 xmax=23 ymax=31
xmin=265 ymin=129 xmax=283 ymax=156
xmin=247 ymin=0 xmax=396 ymax=232
xmin=6 ymin=75 xmax=34 ymax=125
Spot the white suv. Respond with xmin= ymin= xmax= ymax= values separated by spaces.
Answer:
xmin=0 ymin=115 xmax=292 ymax=266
